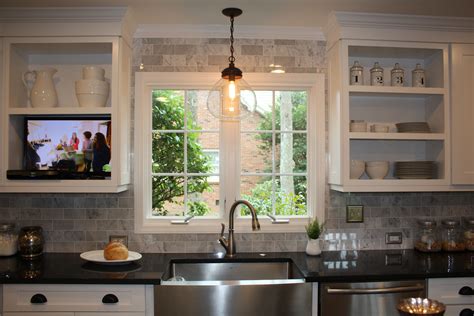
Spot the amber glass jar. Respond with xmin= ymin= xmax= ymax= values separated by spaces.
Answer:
xmin=415 ymin=220 xmax=441 ymax=252
xmin=441 ymin=220 xmax=465 ymax=252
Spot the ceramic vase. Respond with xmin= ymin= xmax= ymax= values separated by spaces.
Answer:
xmin=306 ymin=238 xmax=322 ymax=256
xmin=75 ymin=66 xmax=109 ymax=107
xmin=23 ymin=68 xmax=58 ymax=108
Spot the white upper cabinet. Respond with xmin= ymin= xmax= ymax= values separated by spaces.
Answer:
xmin=0 ymin=7 xmax=135 ymax=193
xmin=451 ymin=44 xmax=474 ymax=185
xmin=325 ymin=12 xmax=474 ymax=192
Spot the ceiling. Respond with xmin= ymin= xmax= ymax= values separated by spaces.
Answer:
xmin=1 ymin=0 xmax=473 ymax=27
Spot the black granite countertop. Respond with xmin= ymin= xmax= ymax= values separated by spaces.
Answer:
xmin=0 ymin=250 xmax=472 ymax=284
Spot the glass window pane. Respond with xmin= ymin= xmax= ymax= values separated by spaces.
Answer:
xmin=187 ymin=176 xmax=220 ymax=217
xmin=152 ymin=176 xmax=185 ymax=216
xmin=187 ymin=90 xmax=219 ymax=131
xmin=275 ymin=91 xmax=307 ymax=131
xmin=187 ymin=132 xmax=218 ymax=174
xmin=274 ymin=132 xmax=307 ymax=173
xmin=240 ymin=175 xmax=273 ymax=216
xmin=241 ymin=91 xmax=273 ymax=132
xmin=274 ymin=176 xmax=307 ymax=216
xmin=241 ymin=132 xmax=272 ymax=173
xmin=152 ymin=90 xmax=185 ymax=130
xmin=152 ymin=133 xmax=184 ymax=173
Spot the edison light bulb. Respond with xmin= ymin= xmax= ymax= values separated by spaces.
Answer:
xmin=223 ymin=79 xmax=240 ymax=116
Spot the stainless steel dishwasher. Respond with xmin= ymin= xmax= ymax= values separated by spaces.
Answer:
xmin=320 ymin=280 xmax=426 ymax=316
xmin=155 ymin=259 xmax=312 ymax=316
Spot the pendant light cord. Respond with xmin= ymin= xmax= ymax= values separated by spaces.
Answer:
xmin=229 ymin=15 xmax=235 ymax=65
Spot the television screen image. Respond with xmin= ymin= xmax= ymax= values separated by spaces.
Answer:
xmin=25 ymin=117 xmax=111 ymax=175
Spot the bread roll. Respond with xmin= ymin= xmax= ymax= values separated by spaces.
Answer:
xmin=104 ymin=241 xmax=128 ymax=260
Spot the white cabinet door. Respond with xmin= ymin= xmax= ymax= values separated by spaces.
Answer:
xmin=451 ymin=44 xmax=474 ymax=184
xmin=444 ymin=305 xmax=474 ymax=316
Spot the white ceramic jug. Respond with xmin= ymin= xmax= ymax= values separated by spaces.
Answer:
xmin=23 ymin=68 xmax=58 ymax=108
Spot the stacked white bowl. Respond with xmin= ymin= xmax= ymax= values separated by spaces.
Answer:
xmin=350 ymin=160 xmax=365 ymax=179
xmin=75 ymin=66 xmax=109 ymax=107
xmin=366 ymin=161 xmax=389 ymax=179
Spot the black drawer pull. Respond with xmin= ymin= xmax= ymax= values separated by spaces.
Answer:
xmin=459 ymin=308 xmax=473 ymax=316
xmin=459 ymin=286 xmax=474 ymax=296
xmin=30 ymin=293 xmax=47 ymax=304
xmin=102 ymin=293 xmax=119 ymax=304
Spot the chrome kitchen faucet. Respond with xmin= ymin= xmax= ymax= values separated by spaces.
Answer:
xmin=218 ymin=200 xmax=260 ymax=257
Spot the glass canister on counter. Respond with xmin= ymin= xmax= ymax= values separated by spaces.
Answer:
xmin=441 ymin=220 xmax=465 ymax=252
xmin=464 ymin=219 xmax=474 ymax=251
xmin=415 ymin=220 xmax=441 ymax=252
xmin=0 ymin=223 xmax=18 ymax=256
xmin=18 ymin=226 xmax=44 ymax=259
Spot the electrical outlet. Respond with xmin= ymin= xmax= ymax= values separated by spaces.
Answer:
xmin=385 ymin=232 xmax=402 ymax=244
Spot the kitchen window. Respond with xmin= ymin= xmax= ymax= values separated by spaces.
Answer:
xmin=135 ymin=72 xmax=325 ymax=233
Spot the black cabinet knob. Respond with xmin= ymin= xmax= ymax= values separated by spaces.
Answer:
xmin=102 ymin=293 xmax=119 ymax=304
xmin=459 ymin=308 xmax=473 ymax=316
xmin=30 ymin=293 xmax=47 ymax=304
xmin=459 ymin=286 xmax=474 ymax=296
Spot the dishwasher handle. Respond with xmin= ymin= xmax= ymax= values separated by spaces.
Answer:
xmin=326 ymin=284 xmax=424 ymax=295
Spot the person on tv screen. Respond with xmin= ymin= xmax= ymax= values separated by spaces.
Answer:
xmin=82 ymin=131 xmax=93 ymax=172
xmin=69 ymin=132 xmax=80 ymax=151
xmin=92 ymin=132 xmax=110 ymax=174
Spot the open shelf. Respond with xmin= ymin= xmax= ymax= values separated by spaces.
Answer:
xmin=349 ymin=132 xmax=445 ymax=140
xmin=348 ymin=85 xmax=446 ymax=96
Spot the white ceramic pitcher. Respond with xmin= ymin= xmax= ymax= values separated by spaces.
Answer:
xmin=23 ymin=68 xmax=58 ymax=108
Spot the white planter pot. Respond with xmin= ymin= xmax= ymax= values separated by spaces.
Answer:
xmin=305 ymin=238 xmax=322 ymax=256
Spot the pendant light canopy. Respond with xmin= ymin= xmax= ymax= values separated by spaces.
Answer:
xmin=207 ymin=8 xmax=257 ymax=120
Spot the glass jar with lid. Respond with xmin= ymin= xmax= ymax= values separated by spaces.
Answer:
xmin=0 ymin=223 xmax=18 ymax=256
xmin=415 ymin=220 xmax=441 ymax=252
xmin=464 ymin=219 xmax=474 ymax=251
xmin=441 ymin=220 xmax=465 ymax=252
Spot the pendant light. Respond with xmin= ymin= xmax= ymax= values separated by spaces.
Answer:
xmin=207 ymin=8 xmax=257 ymax=120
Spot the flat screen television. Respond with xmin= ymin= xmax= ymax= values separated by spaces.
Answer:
xmin=22 ymin=116 xmax=112 ymax=178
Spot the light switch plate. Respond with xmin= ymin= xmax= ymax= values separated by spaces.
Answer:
xmin=385 ymin=232 xmax=402 ymax=244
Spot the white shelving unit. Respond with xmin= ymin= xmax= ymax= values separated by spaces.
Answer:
xmin=327 ymin=38 xmax=450 ymax=192
xmin=0 ymin=8 xmax=134 ymax=193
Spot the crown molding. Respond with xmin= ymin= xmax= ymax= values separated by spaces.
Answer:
xmin=134 ymin=24 xmax=325 ymax=41
xmin=325 ymin=11 xmax=474 ymax=48
xmin=0 ymin=7 xmax=130 ymax=23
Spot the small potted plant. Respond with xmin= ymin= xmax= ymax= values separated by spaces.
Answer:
xmin=305 ymin=217 xmax=324 ymax=256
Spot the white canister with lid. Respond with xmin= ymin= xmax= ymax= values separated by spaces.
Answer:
xmin=0 ymin=223 xmax=17 ymax=256
xmin=412 ymin=63 xmax=426 ymax=87
xmin=391 ymin=63 xmax=405 ymax=87
xmin=350 ymin=61 xmax=363 ymax=85
xmin=370 ymin=62 xmax=384 ymax=86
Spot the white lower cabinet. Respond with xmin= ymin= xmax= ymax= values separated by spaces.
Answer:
xmin=3 ymin=284 xmax=152 ymax=316
xmin=428 ymin=278 xmax=474 ymax=316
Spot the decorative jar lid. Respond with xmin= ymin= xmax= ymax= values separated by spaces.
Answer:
xmin=442 ymin=220 xmax=459 ymax=227
xmin=350 ymin=61 xmax=363 ymax=71
xmin=418 ymin=220 xmax=437 ymax=228
xmin=391 ymin=63 xmax=404 ymax=74
xmin=412 ymin=63 xmax=425 ymax=73
xmin=370 ymin=62 xmax=383 ymax=72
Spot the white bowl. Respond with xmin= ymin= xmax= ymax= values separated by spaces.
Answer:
xmin=76 ymin=93 xmax=108 ymax=108
xmin=75 ymin=79 xmax=109 ymax=95
xmin=366 ymin=161 xmax=389 ymax=179
xmin=370 ymin=124 xmax=389 ymax=133
xmin=350 ymin=122 xmax=367 ymax=132
xmin=350 ymin=160 xmax=365 ymax=179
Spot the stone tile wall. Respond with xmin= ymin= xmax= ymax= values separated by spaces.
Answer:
xmin=0 ymin=37 xmax=472 ymax=253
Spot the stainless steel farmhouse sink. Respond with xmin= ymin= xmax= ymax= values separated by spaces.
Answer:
xmin=154 ymin=259 xmax=312 ymax=316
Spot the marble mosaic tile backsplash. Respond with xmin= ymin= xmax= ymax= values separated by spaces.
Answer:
xmin=0 ymin=37 xmax=472 ymax=253
xmin=0 ymin=191 xmax=472 ymax=253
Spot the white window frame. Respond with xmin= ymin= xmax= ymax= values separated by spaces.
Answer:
xmin=134 ymin=72 xmax=325 ymax=233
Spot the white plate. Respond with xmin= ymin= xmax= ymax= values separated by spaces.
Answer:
xmin=80 ymin=250 xmax=142 ymax=265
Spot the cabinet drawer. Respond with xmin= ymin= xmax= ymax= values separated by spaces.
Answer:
xmin=428 ymin=278 xmax=474 ymax=305
xmin=4 ymin=284 xmax=145 ymax=312
xmin=444 ymin=305 xmax=474 ymax=316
